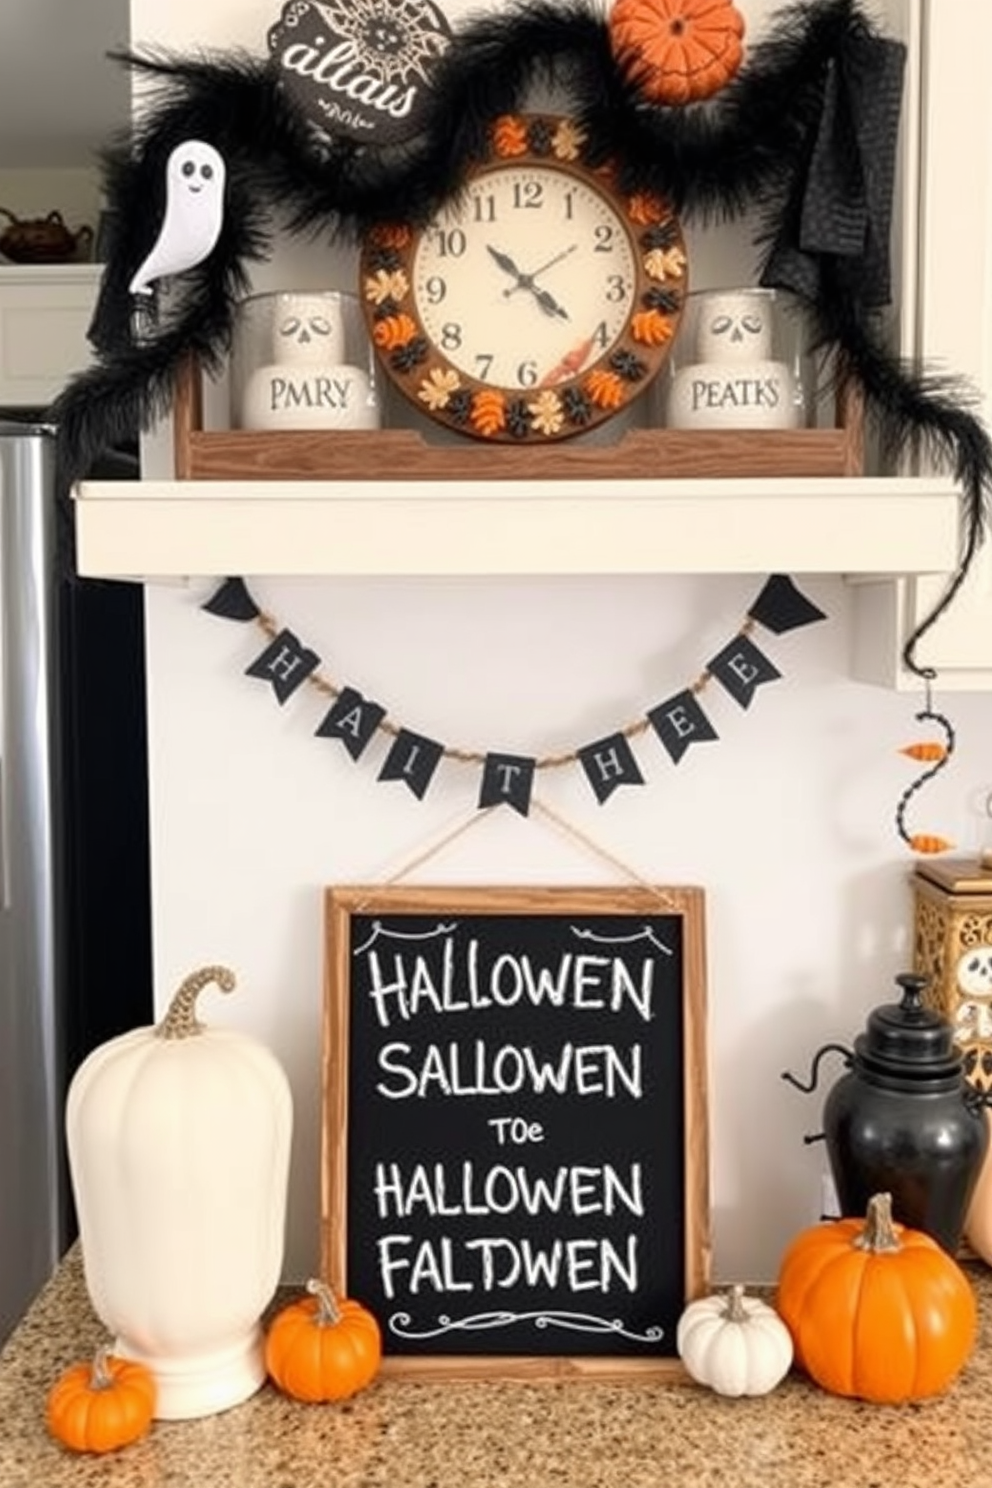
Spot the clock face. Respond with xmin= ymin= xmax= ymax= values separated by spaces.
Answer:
xmin=412 ymin=162 xmax=638 ymax=392
xmin=360 ymin=114 xmax=688 ymax=442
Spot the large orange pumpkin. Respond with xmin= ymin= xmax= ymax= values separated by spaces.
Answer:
xmin=45 ymin=1348 xmax=156 ymax=1454
xmin=776 ymin=1192 xmax=977 ymax=1404
xmin=265 ymin=1279 xmax=382 ymax=1403
xmin=609 ymin=0 xmax=746 ymax=106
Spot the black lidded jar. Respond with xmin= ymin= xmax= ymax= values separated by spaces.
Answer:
xmin=822 ymin=972 xmax=988 ymax=1252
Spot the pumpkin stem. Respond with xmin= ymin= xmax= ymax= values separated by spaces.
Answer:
xmin=306 ymin=1278 xmax=342 ymax=1327
xmin=89 ymin=1346 xmax=115 ymax=1391
xmin=853 ymin=1192 xmax=903 ymax=1254
xmin=723 ymin=1284 xmax=749 ymax=1323
xmin=156 ymin=965 xmax=236 ymax=1040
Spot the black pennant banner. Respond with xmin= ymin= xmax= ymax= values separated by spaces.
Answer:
xmin=315 ymin=686 xmax=387 ymax=761
xmin=647 ymin=688 xmax=720 ymax=764
xmin=201 ymin=576 xmax=260 ymax=622
xmin=479 ymin=754 xmax=536 ymax=816
xmin=577 ymin=733 xmax=645 ymax=804
xmin=378 ymin=729 xmax=444 ymax=800
xmin=747 ymin=574 xmax=828 ymax=634
xmin=707 ymin=635 xmax=782 ymax=710
xmin=245 ymin=629 xmax=320 ymax=704
xmin=204 ymin=576 xmax=827 ymax=811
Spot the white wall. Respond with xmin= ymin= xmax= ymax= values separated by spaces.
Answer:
xmin=132 ymin=0 xmax=992 ymax=1284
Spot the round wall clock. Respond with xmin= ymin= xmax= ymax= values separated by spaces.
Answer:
xmin=358 ymin=113 xmax=688 ymax=442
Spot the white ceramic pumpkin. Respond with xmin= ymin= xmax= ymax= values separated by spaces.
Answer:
xmin=676 ymin=1284 xmax=794 ymax=1397
xmin=66 ymin=965 xmax=293 ymax=1421
xmin=965 ymin=1109 xmax=992 ymax=1263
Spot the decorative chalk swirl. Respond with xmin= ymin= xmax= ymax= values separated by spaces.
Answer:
xmin=388 ymin=1309 xmax=664 ymax=1342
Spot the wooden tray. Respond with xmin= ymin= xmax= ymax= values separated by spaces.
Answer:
xmin=172 ymin=352 xmax=864 ymax=483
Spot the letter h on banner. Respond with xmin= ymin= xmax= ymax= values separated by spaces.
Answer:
xmin=577 ymin=732 xmax=645 ymax=804
xmin=245 ymin=628 xmax=320 ymax=703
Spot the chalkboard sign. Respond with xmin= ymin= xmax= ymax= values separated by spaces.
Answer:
xmin=322 ymin=885 xmax=709 ymax=1379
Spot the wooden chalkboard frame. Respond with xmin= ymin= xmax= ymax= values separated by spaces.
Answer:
xmin=322 ymin=884 xmax=709 ymax=1380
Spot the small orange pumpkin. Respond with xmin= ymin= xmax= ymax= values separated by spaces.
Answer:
xmin=45 ymin=1347 xmax=156 ymax=1454
xmin=776 ymin=1192 xmax=977 ymax=1404
xmin=609 ymin=0 xmax=746 ymax=106
xmin=265 ymin=1279 xmax=382 ymax=1403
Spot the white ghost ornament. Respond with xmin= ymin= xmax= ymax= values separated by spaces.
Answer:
xmin=129 ymin=139 xmax=226 ymax=296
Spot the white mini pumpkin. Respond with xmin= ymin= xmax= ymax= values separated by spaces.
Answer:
xmin=676 ymin=1284 xmax=793 ymax=1397
xmin=66 ymin=966 xmax=293 ymax=1421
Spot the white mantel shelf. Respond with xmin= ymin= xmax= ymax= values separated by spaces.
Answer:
xmin=72 ymin=474 xmax=961 ymax=579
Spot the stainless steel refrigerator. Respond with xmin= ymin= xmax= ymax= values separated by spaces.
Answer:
xmin=0 ymin=419 xmax=152 ymax=1345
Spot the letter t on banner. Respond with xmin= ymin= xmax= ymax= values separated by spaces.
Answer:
xmin=479 ymin=753 xmax=536 ymax=815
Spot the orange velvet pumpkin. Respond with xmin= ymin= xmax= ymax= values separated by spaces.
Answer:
xmin=45 ymin=1347 xmax=156 ymax=1454
xmin=609 ymin=0 xmax=746 ymax=106
xmin=265 ymin=1279 xmax=382 ymax=1403
xmin=776 ymin=1193 xmax=977 ymax=1404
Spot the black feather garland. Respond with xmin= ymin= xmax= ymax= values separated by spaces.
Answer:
xmin=49 ymin=0 xmax=992 ymax=673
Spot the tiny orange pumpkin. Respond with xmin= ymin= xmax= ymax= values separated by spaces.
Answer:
xmin=45 ymin=1347 xmax=156 ymax=1454
xmin=609 ymin=0 xmax=746 ymax=107
xmin=776 ymin=1192 xmax=977 ymax=1404
xmin=265 ymin=1279 xmax=382 ymax=1403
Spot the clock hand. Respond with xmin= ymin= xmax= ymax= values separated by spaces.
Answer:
xmin=486 ymin=244 xmax=527 ymax=288
xmin=533 ymin=285 xmax=570 ymax=320
xmin=502 ymin=244 xmax=579 ymax=298
xmin=489 ymin=243 xmax=569 ymax=318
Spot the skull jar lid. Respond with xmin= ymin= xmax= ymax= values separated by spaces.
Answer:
xmin=853 ymin=972 xmax=963 ymax=1084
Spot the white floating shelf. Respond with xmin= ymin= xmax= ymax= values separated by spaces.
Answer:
xmin=73 ymin=474 xmax=961 ymax=579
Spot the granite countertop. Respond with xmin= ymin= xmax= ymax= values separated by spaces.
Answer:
xmin=2 ymin=1250 xmax=990 ymax=1488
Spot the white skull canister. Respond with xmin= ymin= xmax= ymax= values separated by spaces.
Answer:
xmin=239 ymin=291 xmax=380 ymax=430
xmin=666 ymin=288 xmax=803 ymax=431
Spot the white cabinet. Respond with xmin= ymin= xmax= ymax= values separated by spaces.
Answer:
xmin=852 ymin=1 xmax=992 ymax=690
xmin=0 ymin=265 xmax=101 ymax=406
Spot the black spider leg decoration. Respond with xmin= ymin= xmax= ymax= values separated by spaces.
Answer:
xmin=894 ymin=706 xmax=956 ymax=851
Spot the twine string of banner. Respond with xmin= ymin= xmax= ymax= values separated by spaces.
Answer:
xmin=252 ymin=607 xmax=726 ymax=770
xmin=203 ymin=573 xmax=830 ymax=816
xmin=352 ymin=796 xmax=681 ymax=914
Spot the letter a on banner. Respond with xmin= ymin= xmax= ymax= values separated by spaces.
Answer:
xmin=315 ymin=685 xmax=387 ymax=760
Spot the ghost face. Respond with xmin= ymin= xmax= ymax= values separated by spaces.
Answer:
xmin=696 ymin=292 xmax=773 ymax=364
xmin=168 ymin=141 xmax=223 ymax=202
xmin=271 ymin=293 xmax=345 ymax=366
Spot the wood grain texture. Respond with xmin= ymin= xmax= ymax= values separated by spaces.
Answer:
xmin=173 ymin=354 xmax=863 ymax=482
xmin=320 ymin=883 xmax=710 ymax=1381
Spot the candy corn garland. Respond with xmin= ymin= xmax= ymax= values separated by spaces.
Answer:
xmin=895 ymin=695 xmax=956 ymax=855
